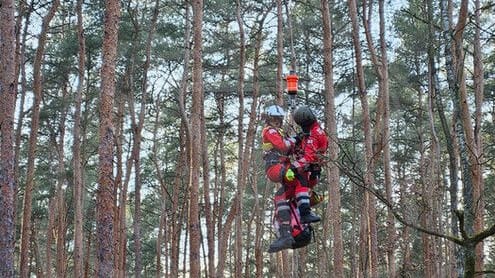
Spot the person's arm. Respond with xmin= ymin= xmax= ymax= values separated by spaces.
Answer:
xmin=263 ymin=127 xmax=295 ymax=153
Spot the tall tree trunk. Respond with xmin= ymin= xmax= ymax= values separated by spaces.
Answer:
xmin=362 ymin=0 xmax=395 ymax=274
xmin=397 ymin=159 xmax=412 ymax=274
xmin=320 ymin=0 xmax=343 ymax=276
xmin=189 ymin=0 xmax=204 ymax=276
xmin=446 ymin=0 xmax=481 ymax=274
xmin=73 ymin=0 xmax=86 ymax=276
xmin=83 ymin=207 xmax=94 ymax=278
xmin=32 ymin=221 xmax=45 ymax=278
xmin=19 ymin=1 xmax=59 ymax=276
xmin=234 ymin=0 xmax=246 ymax=276
xmin=175 ymin=2 xmax=192 ymax=276
xmin=54 ymin=83 xmax=69 ymax=278
xmin=216 ymin=1 xmax=246 ymax=276
xmin=14 ymin=0 xmax=31 ymax=193
xmin=472 ymin=0 xmax=485 ymax=274
xmin=439 ymin=0 xmax=462 ymax=275
xmin=131 ymin=1 xmax=159 ymax=276
xmin=46 ymin=198 xmax=56 ymax=277
xmin=0 ymin=0 xmax=17 ymax=276
xmin=418 ymin=85 xmax=435 ymax=277
xmin=96 ymin=0 xmax=120 ymax=275
xmin=377 ymin=1 xmax=396 ymax=275
xmin=348 ymin=0 xmax=377 ymax=277
xmin=234 ymin=1 xmax=247 ymax=275
xmin=114 ymin=80 xmax=126 ymax=278
xmin=426 ymin=0 xmax=443 ymax=275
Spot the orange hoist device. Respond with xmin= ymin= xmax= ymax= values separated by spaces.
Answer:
xmin=285 ymin=70 xmax=299 ymax=111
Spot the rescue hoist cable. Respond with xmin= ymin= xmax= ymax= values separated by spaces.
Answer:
xmin=283 ymin=0 xmax=300 ymax=111
xmin=284 ymin=0 xmax=297 ymax=72
xmin=283 ymin=0 xmax=300 ymax=135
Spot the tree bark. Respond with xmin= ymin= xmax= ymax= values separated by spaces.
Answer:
xmin=189 ymin=0 xmax=204 ymax=276
xmin=175 ymin=2 xmax=192 ymax=276
xmin=96 ymin=0 xmax=120 ymax=276
xmin=234 ymin=0 xmax=246 ymax=275
xmin=73 ymin=0 xmax=86 ymax=276
xmin=442 ymin=0 xmax=482 ymax=274
xmin=0 ymin=0 xmax=17 ymax=276
xmin=19 ymin=1 xmax=59 ymax=276
xmin=53 ymin=82 xmax=69 ymax=278
xmin=347 ymin=0 xmax=377 ymax=276
xmin=130 ymin=1 xmax=159 ymax=276
xmin=46 ymin=199 xmax=56 ymax=277
xmin=362 ymin=0 xmax=395 ymax=275
xmin=320 ymin=0 xmax=343 ymax=276
xmin=472 ymin=0 xmax=485 ymax=273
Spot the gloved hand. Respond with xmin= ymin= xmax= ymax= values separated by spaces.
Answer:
xmin=285 ymin=168 xmax=296 ymax=181
xmin=292 ymin=134 xmax=302 ymax=145
xmin=291 ymin=162 xmax=305 ymax=175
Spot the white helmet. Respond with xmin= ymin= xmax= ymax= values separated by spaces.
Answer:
xmin=265 ymin=105 xmax=286 ymax=117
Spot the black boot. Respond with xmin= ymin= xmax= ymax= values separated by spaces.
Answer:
xmin=299 ymin=204 xmax=321 ymax=224
xmin=268 ymin=224 xmax=295 ymax=253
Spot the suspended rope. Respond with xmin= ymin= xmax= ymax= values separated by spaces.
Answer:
xmin=283 ymin=0 xmax=300 ymax=112
xmin=284 ymin=0 xmax=297 ymax=72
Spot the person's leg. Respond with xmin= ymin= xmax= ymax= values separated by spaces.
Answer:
xmin=268 ymin=187 xmax=295 ymax=253
xmin=295 ymin=182 xmax=321 ymax=224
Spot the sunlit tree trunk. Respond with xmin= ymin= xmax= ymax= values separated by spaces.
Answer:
xmin=189 ymin=0 xmax=204 ymax=276
xmin=320 ymin=0 xmax=343 ymax=276
xmin=96 ymin=0 xmax=120 ymax=275
xmin=19 ymin=1 xmax=59 ymax=276
xmin=441 ymin=0 xmax=484 ymax=275
xmin=0 ymin=0 xmax=17 ymax=276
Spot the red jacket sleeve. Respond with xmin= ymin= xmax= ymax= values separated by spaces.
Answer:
xmin=262 ymin=126 xmax=294 ymax=154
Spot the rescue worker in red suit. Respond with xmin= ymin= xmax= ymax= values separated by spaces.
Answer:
xmin=261 ymin=105 xmax=321 ymax=253
xmin=292 ymin=106 xmax=328 ymax=193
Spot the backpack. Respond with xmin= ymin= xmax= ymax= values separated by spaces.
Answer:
xmin=273 ymin=199 xmax=313 ymax=249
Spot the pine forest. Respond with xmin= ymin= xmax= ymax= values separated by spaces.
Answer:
xmin=1 ymin=0 xmax=495 ymax=277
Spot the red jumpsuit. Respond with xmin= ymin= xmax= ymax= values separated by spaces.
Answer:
xmin=262 ymin=125 xmax=309 ymax=222
xmin=293 ymin=121 xmax=328 ymax=187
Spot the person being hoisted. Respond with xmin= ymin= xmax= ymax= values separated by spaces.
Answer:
xmin=261 ymin=105 xmax=321 ymax=253
xmin=291 ymin=105 xmax=329 ymax=194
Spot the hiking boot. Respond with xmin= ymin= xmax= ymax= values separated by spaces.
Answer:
xmin=300 ymin=211 xmax=321 ymax=224
xmin=268 ymin=224 xmax=295 ymax=253
xmin=268 ymin=236 xmax=296 ymax=253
